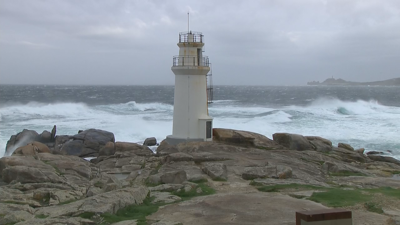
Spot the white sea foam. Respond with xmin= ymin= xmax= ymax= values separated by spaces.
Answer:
xmin=1 ymin=98 xmax=399 ymax=160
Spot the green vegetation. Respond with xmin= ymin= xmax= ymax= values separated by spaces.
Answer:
xmin=78 ymin=212 xmax=95 ymax=219
xmin=35 ymin=214 xmax=49 ymax=219
xmin=89 ymin=181 xmax=215 ymax=225
xmin=211 ymin=177 xmax=227 ymax=182
xmin=94 ymin=181 xmax=104 ymax=188
xmin=172 ymin=182 xmax=216 ymax=201
xmin=329 ymin=171 xmax=366 ymax=177
xmin=364 ymin=202 xmax=383 ymax=214
xmin=101 ymin=196 xmax=162 ymax=225
xmin=251 ymin=183 xmax=326 ymax=192
xmin=366 ymin=187 xmax=400 ymax=199
xmin=308 ymin=189 xmax=371 ymax=207
xmin=252 ymin=182 xmax=399 ymax=210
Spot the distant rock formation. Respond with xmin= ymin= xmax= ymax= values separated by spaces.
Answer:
xmin=307 ymin=77 xmax=400 ymax=86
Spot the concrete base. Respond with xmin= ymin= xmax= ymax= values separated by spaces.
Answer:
xmin=165 ymin=135 xmax=204 ymax=145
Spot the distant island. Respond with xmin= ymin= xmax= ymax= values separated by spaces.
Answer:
xmin=307 ymin=77 xmax=400 ymax=86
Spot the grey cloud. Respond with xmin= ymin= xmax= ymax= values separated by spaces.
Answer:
xmin=1 ymin=0 xmax=399 ymax=85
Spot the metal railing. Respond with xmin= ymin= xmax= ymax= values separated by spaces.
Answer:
xmin=179 ymin=31 xmax=203 ymax=43
xmin=172 ymin=56 xmax=210 ymax=67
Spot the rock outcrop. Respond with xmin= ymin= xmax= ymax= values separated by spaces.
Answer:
xmin=1 ymin=127 xmax=400 ymax=225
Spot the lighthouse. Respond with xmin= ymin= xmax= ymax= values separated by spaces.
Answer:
xmin=166 ymin=31 xmax=213 ymax=145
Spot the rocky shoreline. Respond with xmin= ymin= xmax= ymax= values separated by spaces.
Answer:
xmin=1 ymin=127 xmax=400 ymax=224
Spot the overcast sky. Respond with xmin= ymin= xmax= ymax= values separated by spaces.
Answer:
xmin=1 ymin=0 xmax=399 ymax=85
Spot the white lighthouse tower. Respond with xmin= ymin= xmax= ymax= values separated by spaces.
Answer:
xmin=166 ymin=30 xmax=213 ymax=145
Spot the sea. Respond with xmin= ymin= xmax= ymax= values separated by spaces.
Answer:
xmin=0 ymin=85 xmax=399 ymax=159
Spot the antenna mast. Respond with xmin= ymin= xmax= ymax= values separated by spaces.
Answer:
xmin=187 ymin=12 xmax=190 ymax=33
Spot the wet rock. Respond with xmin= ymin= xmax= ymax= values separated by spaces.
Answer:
xmin=5 ymin=129 xmax=39 ymax=156
xmin=39 ymin=130 xmax=52 ymax=143
xmin=366 ymin=151 xmax=384 ymax=155
xmin=355 ymin=148 xmax=365 ymax=154
xmin=144 ymin=137 xmax=157 ymax=146
xmin=60 ymin=129 xmax=115 ymax=157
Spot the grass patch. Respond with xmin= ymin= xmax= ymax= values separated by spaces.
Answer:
xmin=189 ymin=178 xmax=208 ymax=184
xmin=366 ymin=187 xmax=400 ymax=199
xmin=101 ymin=196 xmax=163 ymax=225
xmin=211 ymin=177 xmax=227 ymax=182
xmin=172 ymin=183 xmax=216 ymax=201
xmin=330 ymin=171 xmax=366 ymax=177
xmin=78 ymin=212 xmax=95 ymax=219
xmin=101 ymin=181 xmax=216 ymax=224
xmin=289 ymin=194 xmax=305 ymax=199
xmin=391 ymin=171 xmax=400 ymax=175
xmin=35 ymin=214 xmax=48 ymax=219
xmin=300 ymin=157 xmax=324 ymax=165
xmin=254 ymin=183 xmax=326 ymax=193
xmin=309 ymin=189 xmax=371 ymax=207
xmin=94 ymin=181 xmax=104 ymax=188
xmin=364 ymin=202 xmax=383 ymax=214
xmin=255 ymin=146 xmax=274 ymax=151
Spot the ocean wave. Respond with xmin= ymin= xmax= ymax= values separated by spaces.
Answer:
xmin=95 ymin=101 xmax=173 ymax=115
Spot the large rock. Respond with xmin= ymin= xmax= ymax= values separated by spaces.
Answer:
xmin=156 ymin=140 xmax=179 ymax=156
xmin=61 ymin=129 xmax=115 ymax=157
xmin=213 ymin=128 xmax=284 ymax=149
xmin=160 ymin=170 xmax=187 ymax=184
xmin=99 ymin=141 xmax=116 ymax=156
xmin=0 ymin=203 xmax=35 ymax=225
xmin=368 ymin=155 xmax=400 ymax=166
xmin=202 ymin=162 xmax=228 ymax=181
xmin=0 ymin=153 xmax=92 ymax=185
xmin=272 ymin=133 xmax=314 ymax=151
xmin=143 ymin=137 xmax=157 ymax=146
xmin=306 ymin=136 xmax=332 ymax=153
xmin=5 ymin=129 xmax=39 ymax=156
xmin=34 ymin=186 xmax=149 ymax=217
xmin=338 ymin=143 xmax=354 ymax=151
xmin=13 ymin=141 xmax=51 ymax=156
xmin=115 ymin=142 xmax=153 ymax=156
xmin=242 ymin=166 xmax=277 ymax=180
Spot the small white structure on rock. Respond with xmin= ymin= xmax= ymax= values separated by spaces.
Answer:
xmin=166 ymin=31 xmax=213 ymax=145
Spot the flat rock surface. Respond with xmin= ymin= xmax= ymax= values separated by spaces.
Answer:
xmin=148 ymin=192 xmax=390 ymax=225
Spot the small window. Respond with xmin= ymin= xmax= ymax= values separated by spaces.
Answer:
xmin=206 ymin=121 xmax=212 ymax=138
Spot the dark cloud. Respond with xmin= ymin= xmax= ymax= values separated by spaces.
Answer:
xmin=1 ymin=0 xmax=399 ymax=85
